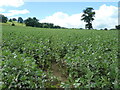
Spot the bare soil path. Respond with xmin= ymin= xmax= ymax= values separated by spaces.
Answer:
xmin=51 ymin=62 xmax=68 ymax=82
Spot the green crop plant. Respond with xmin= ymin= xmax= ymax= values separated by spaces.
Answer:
xmin=1 ymin=25 xmax=119 ymax=89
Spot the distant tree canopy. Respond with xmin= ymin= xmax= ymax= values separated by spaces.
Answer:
xmin=104 ymin=28 xmax=108 ymax=30
xmin=24 ymin=17 xmax=65 ymax=29
xmin=42 ymin=23 xmax=54 ymax=28
xmin=9 ymin=19 xmax=12 ymax=22
xmin=0 ymin=14 xmax=8 ymax=23
xmin=81 ymin=7 xmax=95 ymax=29
xmin=18 ymin=17 xmax=24 ymax=23
xmin=115 ymin=25 xmax=120 ymax=29
xmin=24 ymin=17 xmax=40 ymax=27
xmin=12 ymin=18 xmax=17 ymax=21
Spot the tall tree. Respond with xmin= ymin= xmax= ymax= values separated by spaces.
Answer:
xmin=81 ymin=7 xmax=95 ymax=29
xmin=18 ymin=17 xmax=23 ymax=23
xmin=0 ymin=14 xmax=8 ymax=23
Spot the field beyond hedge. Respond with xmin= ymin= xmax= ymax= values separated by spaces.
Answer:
xmin=1 ymin=25 xmax=119 ymax=89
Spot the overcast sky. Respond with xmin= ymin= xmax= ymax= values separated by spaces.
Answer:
xmin=0 ymin=0 xmax=119 ymax=29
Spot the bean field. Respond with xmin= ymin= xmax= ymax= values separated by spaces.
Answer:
xmin=1 ymin=25 xmax=119 ymax=89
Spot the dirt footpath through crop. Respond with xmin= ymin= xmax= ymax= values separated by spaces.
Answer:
xmin=51 ymin=62 xmax=68 ymax=82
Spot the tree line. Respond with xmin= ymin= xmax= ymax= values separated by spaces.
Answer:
xmin=0 ymin=7 xmax=120 ymax=30
xmin=0 ymin=14 xmax=66 ymax=29
xmin=24 ymin=17 xmax=66 ymax=29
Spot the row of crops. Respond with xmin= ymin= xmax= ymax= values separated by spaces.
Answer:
xmin=1 ymin=25 xmax=119 ymax=89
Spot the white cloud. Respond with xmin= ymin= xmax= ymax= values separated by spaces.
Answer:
xmin=40 ymin=4 xmax=118 ymax=29
xmin=0 ymin=0 xmax=28 ymax=18
xmin=0 ymin=0 xmax=24 ymax=7
xmin=1 ymin=9 xmax=29 ymax=17
xmin=0 ymin=8 xmax=5 ymax=12
xmin=93 ymin=4 xmax=118 ymax=29
xmin=40 ymin=12 xmax=85 ymax=28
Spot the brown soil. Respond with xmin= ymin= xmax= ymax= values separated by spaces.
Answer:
xmin=51 ymin=62 xmax=68 ymax=82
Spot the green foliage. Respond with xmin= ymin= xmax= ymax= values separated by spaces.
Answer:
xmin=81 ymin=7 xmax=95 ymax=29
xmin=0 ymin=14 xmax=8 ymax=23
xmin=24 ymin=17 xmax=39 ymax=27
xmin=2 ymin=51 xmax=44 ymax=89
xmin=1 ymin=25 xmax=119 ymax=89
xmin=11 ymin=23 xmax=15 ymax=26
xmin=12 ymin=18 xmax=17 ymax=21
xmin=18 ymin=17 xmax=24 ymax=23
xmin=9 ymin=19 xmax=12 ymax=22
xmin=115 ymin=25 xmax=120 ymax=29
xmin=24 ymin=17 xmax=65 ymax=29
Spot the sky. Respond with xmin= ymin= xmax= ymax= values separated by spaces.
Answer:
xmin=0 ymin=0 xmax=119 ymax=29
